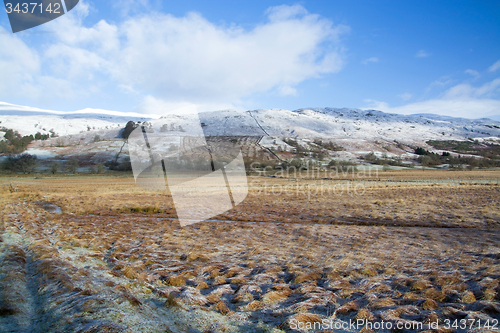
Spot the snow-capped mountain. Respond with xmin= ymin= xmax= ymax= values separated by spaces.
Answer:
xmin=1 ymin=102 xmax=500 ymax=162
xmin=2 ymin=101 xmax=499 ymax=142
xmin=0 ymin=101 xmax=158 ymax=137
xmin=196 ymin=107 xmax=500 ymax=142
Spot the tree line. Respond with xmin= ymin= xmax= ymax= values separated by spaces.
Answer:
xmin=0 ymin=128 xmax=50 ymax=154
xmin=1 ymin=155 xmax=112 ymax=175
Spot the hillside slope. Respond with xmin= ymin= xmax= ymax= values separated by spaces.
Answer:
xmin=1 ymin=102 xmax=500 ymax=165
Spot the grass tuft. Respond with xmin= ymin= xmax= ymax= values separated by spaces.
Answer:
xmin=215 ymin=301 xmax=230 ymax=315
xmin=422 ymin=299 xmax=438 ymax=310
xmin=167 ymin=275 xmax=186 ymax=287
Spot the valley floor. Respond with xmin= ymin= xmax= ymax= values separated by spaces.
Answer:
xmin=0 ymin=170 xmax=499 ymax=332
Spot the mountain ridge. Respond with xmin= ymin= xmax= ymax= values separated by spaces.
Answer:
xmin=1 ymin=101 xmax=499 ymax=145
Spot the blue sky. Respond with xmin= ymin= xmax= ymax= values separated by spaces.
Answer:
xmin=0 ymin=0 xmax=499 ymax=119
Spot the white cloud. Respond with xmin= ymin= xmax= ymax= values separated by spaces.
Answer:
xmin=278 ymin=86 xmax=298 ymax=96
xmin=265 ymin=4 xmax=309 ymax=21
xmin=0 ymin=26 xmax=48 ymax=100
xmin=113 ymin=0 xmax=151 ymax=16
xmin=363 ymin=78 xmax=500 ymax=119
xmin=0 ymin=2 xmax=116 ymax=102
xmin=415 ymin=50 xmax=431 ymax=58
xmin=395 ymin=99 xmax=498 ymax=119
xmin=0 ymin=3 xmax=349 ymax=114
xmin=425 ymin=75 xmax=453 ymax=94
xmin=361 ymin=57 xmax=379 ymax=65
xmin=443 ymin=78 xmax=500 ymax=99
xmin=44 ymin=44 xmax=106 ymax=79
xmin=397 ymin=92 xmax=412 ymax=101
xmin=464 ymin=69 xmax=479 ymax=77
xmin=364 ymin=98 xmax=500 ymax=119
xmin=111 ymin=7 xmax=349 ymax=105
xmin=489 ymin=59 xmax=500 ymax=72
xmin=363 ymin=99 xmax=390 ymax=111
xmin=430 ymin=76 xmax=452 ymax=86
xmin=137 ymin=95 xmax=239 ymax=114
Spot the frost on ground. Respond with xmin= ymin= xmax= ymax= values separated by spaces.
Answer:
xmin=0 ymin=175 xmax=499 ymax=332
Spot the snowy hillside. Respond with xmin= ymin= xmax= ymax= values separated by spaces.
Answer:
xmin=1 ymin=101 xmax=500 ymax=164
xmin=0 ymin=102 xmax=158 ymax=137
xmin=2 ymin=101 xmax=499 ymax=142
xmin=197 ymin=107 xmax=500 ymax=142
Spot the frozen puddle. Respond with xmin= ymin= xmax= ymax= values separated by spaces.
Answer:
xmin=35 ymin=202 xmax=62 ymax=214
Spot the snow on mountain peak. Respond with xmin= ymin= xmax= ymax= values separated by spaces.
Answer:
xmin=0 ymin=102 xmax=499 ymax=142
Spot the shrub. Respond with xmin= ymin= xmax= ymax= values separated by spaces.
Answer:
xmin=0 ymin=129 xmax=35 ymax=154
xmin=2 ymin=153 xmax=38 ymax=174
xmin=90 ymin=163 xmax=105 ymax=174
xmin=104 ymin=159 xmax=132 ymax=172
xmin=56 ymin=138 xmax=66 ymax=147
xmin=66 ymin=159 xmax=79 ymax=174
xmin=283 ymin=138 xmax=298 ymax=147
xmin=329 ymin=159 xmax=358 ymax=171
xmin=96 ymin=163 xmax=105 ymax=174
xmin=49 ymin=161 xmax=60 ymax=174
xmin=313 ymin=139 xmax=344 ymax=151
xmin=363 ymin=152 xmax=408 ymax=167
xmin=289 ymin=158 xmax=303 ymax=169
xmin=414 ymin=147 xmax=431 ymax=155
xmin=34 ymin=132 xmax=50 ymax=140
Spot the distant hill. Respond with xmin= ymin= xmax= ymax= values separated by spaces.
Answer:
xmin=1 ymin=102 xmax=499 ymax=141
xmin=1 ymin=101 xmax=499 ymax=167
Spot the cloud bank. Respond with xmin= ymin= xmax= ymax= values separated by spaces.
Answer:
xmin=364 ymin=76 xmax=500 ymax=119
xmin=0 ymin=3 xmax=349 ymax=113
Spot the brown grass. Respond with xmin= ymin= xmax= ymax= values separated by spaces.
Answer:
xmin=355 ymin=308 xmax=375 ymax=321
xmin=288 ymin=313 xmax=322 ymax=326
xmin=215 ymin=301 xmax=231 ymax=315
xmin=370 ymin=297 xmax=396 ymax=309
xmin=123 ymin=266 xmax=138 ymax=279
xmin=422 ymin=299 xmax=438 ymax=310
xmin=0 ymin=171 xmax=499 ymax=331
xmin=167 ymin=275 xmax=186 ymax=287
xmin=336 ymin=300 xmax=358 ymax=314
xmin=294 ymin=270 xmax=322 ymax=284
xmin=245 ymin=300 xmax=264 ymax=311
xmin=196 ymin=281 xmax=209 ymax=290
xmin=261 ymin=290 xmax=291 ymax=304
xmin=164 ymin=294 xmax=180 ymax=307
xmin=461 ymin=290 xmax=477 ymax=304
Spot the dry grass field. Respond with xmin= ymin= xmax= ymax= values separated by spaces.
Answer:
xmin=0 ymin=169 xmax=499 ymax=332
